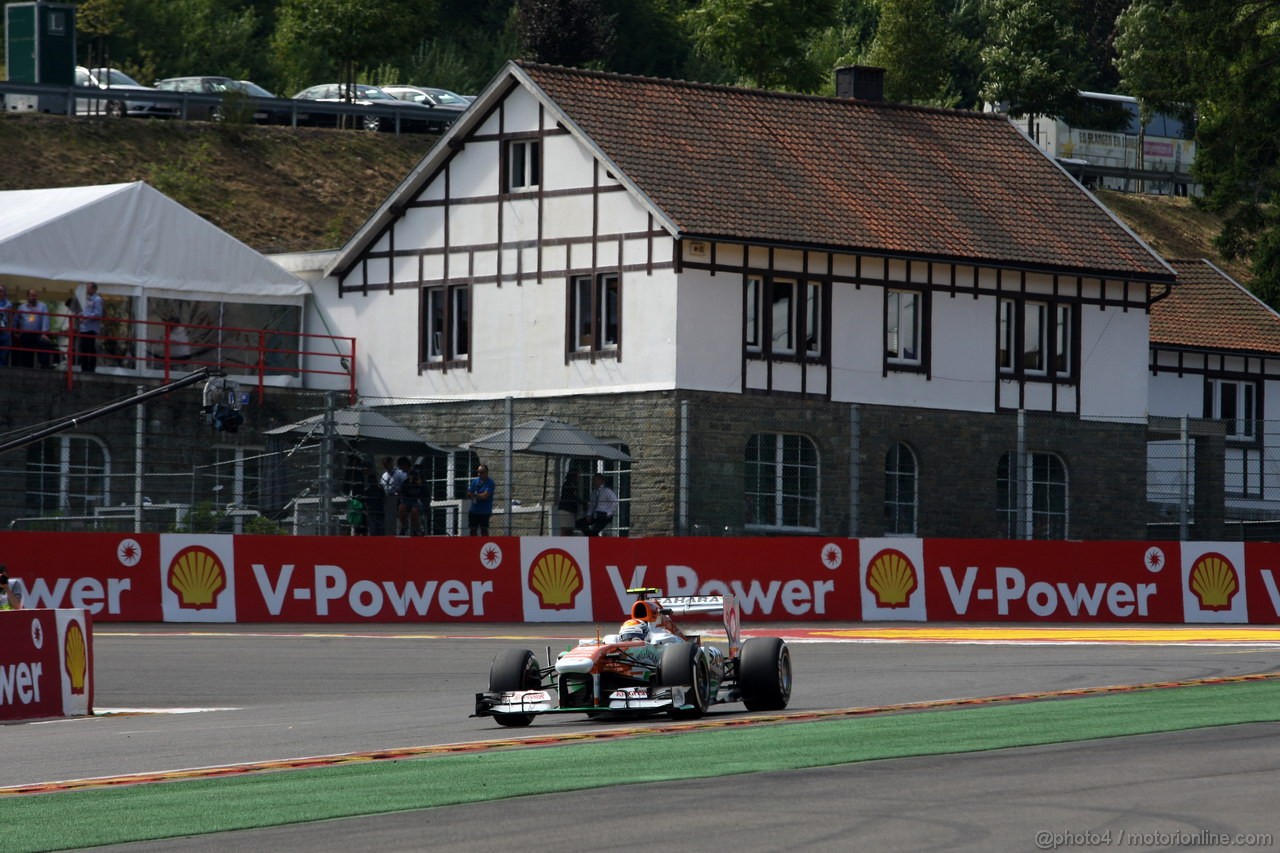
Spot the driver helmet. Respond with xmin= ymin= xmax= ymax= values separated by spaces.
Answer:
xmin=618 ymin=618 xmax=650 ymax=642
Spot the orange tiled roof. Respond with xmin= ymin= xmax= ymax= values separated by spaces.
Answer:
xmin=519 ymin=63 xmax=1172 ymax=280
xmin=1151 ymin=259 xmax=1280 ymax=355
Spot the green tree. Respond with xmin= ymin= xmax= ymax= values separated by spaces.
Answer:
xmin=1116 ymin=0 xmax=1280 ymax=305
xmin=516 ymin=0 xmax=614 ymax=68
xmin=600 ymin=0 xmax=694 ymax=78
xmin=272 ymin=0 xmax=418 ymax=95
xmin=683 ymin=0 xmax=838 ymax=91
xmin=979 ymin=0 xmax=1084 ymax=117
xmin=866 ymin=0 xmax=958 ymax=105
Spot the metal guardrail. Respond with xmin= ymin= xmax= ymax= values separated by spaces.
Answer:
xmin=0 ymin=80 xmax=461 ymax=134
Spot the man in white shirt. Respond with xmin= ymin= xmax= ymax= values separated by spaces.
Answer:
xmin=380 ymin=456 xmax=406 ymax=536
xmin=575 ymin=473 xmax=618 ymax=536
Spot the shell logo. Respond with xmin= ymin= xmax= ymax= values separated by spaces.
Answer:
xmin=64 ymin=620 xmax=87 ymax=695
xmin=1188 ymin=552 xmax=1239 ymax=611
xmin=528 ymin=549 xmax=583 ymax=610
xmin=866 ymin=548 xmax=918 ymax=608
xmin=167 ymin=545 xmax=227 ymax=609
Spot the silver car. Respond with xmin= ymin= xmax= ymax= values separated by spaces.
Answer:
xmin=75 ymin=66 xmax=178 ymax=118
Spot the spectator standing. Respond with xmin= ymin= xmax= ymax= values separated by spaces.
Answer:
xmin=12 ymin=289 xmax=55 ymax=368
xmin=0 ymin=568 xmax=24 ymax=611
xmin=466 ymin=464 xmax=496 ymax=536
xmin=556 ymin=473 xmax=580 ymax=535
xmin=78 ymin=283 xmax=105 ymax=372
xmin=399 ymin=466 xmax=429 ymax=536
xmin=0 ymin=284 xmax=12 ymax=367
xmin=380 ymin=456 xmax=405 ymax=535
xmin=575 ymin=473 xmax=618 ymax=536
xmin=361 ymin=464 xmax=385 ymax=535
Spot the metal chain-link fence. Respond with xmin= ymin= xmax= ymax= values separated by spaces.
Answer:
xmin=2 ymin=374 xmax=1277 ymax=541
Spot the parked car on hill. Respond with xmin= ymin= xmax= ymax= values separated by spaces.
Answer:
xmin=381 ymin=85 xmax=469 ymax=131
xmin=74 ymin=67 xmax=178 ymax=119
xmin=153 ymin=76 xmax=291 ymax=124
xmin=292 ymin=83 xmax=439 ymax=133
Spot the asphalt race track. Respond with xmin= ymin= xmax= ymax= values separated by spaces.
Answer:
xmin=6 ymin=623 xmax=1280 ymax=852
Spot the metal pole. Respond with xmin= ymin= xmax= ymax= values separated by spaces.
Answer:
xmin=1017 ymin=410 xmax=1029 ymax=539
xmin=320 ymin=391 xmax=337 ymax=536
xmin=134 ymin=385 xmax=145 ymax=532
xmin=504 ymin=397 xmax=514 ymax=535
xmin=1180 ymin=416 xmax=1190 ymax=540
xmin=849 ymin=403 xmax=860 ymax=538
xmin=678 ymin=399 xmax=689 ymax=534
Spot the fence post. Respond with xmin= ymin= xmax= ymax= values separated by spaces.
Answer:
xmin=1180 ymin=416 xmax=1190 ymax=541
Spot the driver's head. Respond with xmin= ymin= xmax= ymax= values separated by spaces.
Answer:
xmin=618 ymin=618 xmax=649 ymax=642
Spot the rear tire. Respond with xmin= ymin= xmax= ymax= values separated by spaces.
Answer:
xmin=105 ymin=100 xmax=125 ymax=118
xmin=659 ymin=642 xmax=709 ymax=719
xmin=738 ymin=637 xmax=792 ymax=711
xmin=489 ymin=648 xmax=540 ymax=727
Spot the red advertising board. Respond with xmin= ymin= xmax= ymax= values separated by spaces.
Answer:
xmin=920 ymin=539 xmax=1185 ymax=623
xmin=1 ymin=531 xmax=1277 ymax=625
xmin=0 ymin=609 xmax=93 ymax=720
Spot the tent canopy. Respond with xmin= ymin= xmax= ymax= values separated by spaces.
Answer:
xmin=265 ymin=407 xmax=452 ymax=459
xmin=0 ymin=182 xmax=309 ymax=300
xmin=468 ymin=418 xmax=632 ymax=461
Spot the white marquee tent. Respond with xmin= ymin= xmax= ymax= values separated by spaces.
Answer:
xmin=0 ymin=181 xmax=310 ymax=300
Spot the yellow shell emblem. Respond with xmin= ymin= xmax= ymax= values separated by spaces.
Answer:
xmin=168 ymin=546 xmax=227 ymax=609
xmin=1189 ymin=553 xmax=1238 ymax=611
xmin=64 ymin=621 xmax=88 ymax=694
xmin=529 ymin=549 xmax=583 ymax=610
xmin=866 ymin=549 xmax=917 ymax=608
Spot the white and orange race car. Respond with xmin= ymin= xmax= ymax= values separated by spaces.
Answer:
xmin=474 ymin=588 xmax=792 ymax=727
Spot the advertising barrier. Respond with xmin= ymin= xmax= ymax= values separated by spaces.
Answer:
xmin=0 ymin=608 xmax=93 ymax=721
xmin=0 ymin=532 xmax=1277 ymax=625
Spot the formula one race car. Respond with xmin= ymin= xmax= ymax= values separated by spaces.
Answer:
xmin=474 ymin=588 xmax=792 ymax=727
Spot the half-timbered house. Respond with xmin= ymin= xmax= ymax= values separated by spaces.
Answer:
xmin=316 ymin=62 xmax=1180 ymax=538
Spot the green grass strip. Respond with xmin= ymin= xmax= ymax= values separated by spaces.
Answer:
xmin=7 ymin=680 xmax=1280 ymax=853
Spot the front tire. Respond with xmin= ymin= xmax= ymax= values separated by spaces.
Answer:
xmin=362 ymin=114 xmax=381 ymax=132
xmin=489 ymin=648 xmax=540 ymax=727
xmin=659 ymin=642 xmax=709 ymax=719
xmin=738 ymin=637 xmax=792 ymax=711
xmin=105 ymin=100 xmax=125 ymax=118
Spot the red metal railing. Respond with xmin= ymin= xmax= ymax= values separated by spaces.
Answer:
xmin=2 ymin=311 xmax=357 ymax=403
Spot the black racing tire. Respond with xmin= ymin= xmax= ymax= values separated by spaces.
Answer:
xmin=488 ymin=648 xmax=540 ymax=727
xmin=362 ymin=113 xmax=381 ymax=132
xmin=105 ymin=100 xmax=125 ymax=118
xmin=738 ymin=637 xmax=792 ymax=712
xmin=211 ymin=105 xmax=225 ymax=122
xmin=659 ymin=642 xmax=709 ymax=719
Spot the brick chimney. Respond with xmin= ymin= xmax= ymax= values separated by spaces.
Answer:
xmin=835 ymin=66 xmax=885 ymax=102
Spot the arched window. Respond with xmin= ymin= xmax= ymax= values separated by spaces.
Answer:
xmin=884 ymin=442 xmax=918 ymax=535
xmin=25 ymin=435 xmax=111 ymax=516
xmin=998 ymin=451 xmax=1068 ymax=539
xmin=745 ymin=433 xmax=818 ymax=531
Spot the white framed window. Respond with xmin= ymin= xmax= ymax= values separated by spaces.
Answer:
xmin=570 ymin=273 xmax=620 ymax=354
xmin=1207 ymin=378 xmax=1258 ymax=441
xmin=423 ymin=284 xmax=470 ymax=364
xmin=745 ymin=433 xmax=818 ymax=530
xmin=25 ymin=435 xmax=111 ymax=516
xmin=504 ymin=139 xmax=541 ymax=192
xmin=746 ymin=278 xmax=823 ymax=358
xmin=745 ymin=277 xmax=762 ymax=351
xmin=884 ymin=442 xmax=918 ymax=535
xmin=998 ymin=451 xmax=1068 ymax=539
xmin=999 ymin=297 xmax=1073 ymax=378
xmin=886 ymin=290 xmax=921 ymax=365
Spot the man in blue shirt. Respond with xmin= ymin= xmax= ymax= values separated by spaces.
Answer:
xmin=466 ymin=464 xmax=496 ymax=536
xmin=78 ymin=282 xmax=105 ymax=372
